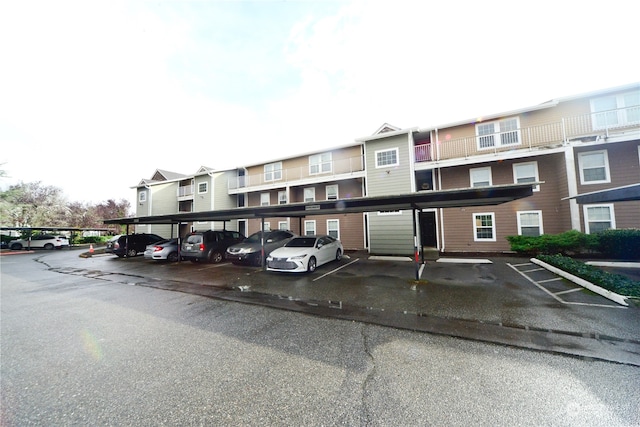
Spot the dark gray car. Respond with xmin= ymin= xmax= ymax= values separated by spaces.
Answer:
xmin=181 ymin=230 xmax=244 ymax=263
xmin=225 ymin=230 xmax=296 ymax=266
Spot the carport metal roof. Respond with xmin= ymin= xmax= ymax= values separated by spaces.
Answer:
xmin=566 ymin=183 xmax=640 ymax=204
xmin=103 ymin=182 xmax=538 ymax=225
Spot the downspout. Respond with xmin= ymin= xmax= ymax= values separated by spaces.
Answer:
xmin=435 ymin=128 xmax=446 ymax=253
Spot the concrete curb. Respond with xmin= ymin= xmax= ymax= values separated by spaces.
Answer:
xmin=530 ymin=258 xmax=629 ymax=306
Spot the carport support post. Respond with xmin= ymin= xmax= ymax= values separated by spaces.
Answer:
xmin=260 ymin=217 xmax=265 ymax=269
xmin=413 ymin=208 xmax=419 ymax=281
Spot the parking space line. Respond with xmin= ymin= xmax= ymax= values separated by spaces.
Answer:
xmin=554 ymin=288 xmax=582 ymax=296
xmin=511 ymin=262 xmax=533 ymax=267
xmin=312 ymin=258 xmax=360 ymax=282
xmin=507 ymin=263 xmax=565 ymax=303
xmin=538 ymin=277 xmax=563 ymax=283
xmin=523 ymin=268 xmax=544 ymax=273
xmin=196 ymin=263 xmax=230 ymax=271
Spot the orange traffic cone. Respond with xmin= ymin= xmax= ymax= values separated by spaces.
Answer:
xmin=89 ymin=244 xmax=94 ymax=257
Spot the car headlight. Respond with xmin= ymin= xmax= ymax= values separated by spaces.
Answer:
xmin=289 ymin=255 xmax=307 ymax=260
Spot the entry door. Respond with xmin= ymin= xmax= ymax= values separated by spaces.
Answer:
xmin=420 ymin=211 xmax=437 ymax=247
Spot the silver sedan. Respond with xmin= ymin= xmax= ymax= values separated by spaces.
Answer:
xmin=144 ymin=238 xmax=180 ymax=262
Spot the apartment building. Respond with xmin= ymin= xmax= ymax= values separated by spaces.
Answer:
xmin=134 ymin=83 xmax=640 ymax=255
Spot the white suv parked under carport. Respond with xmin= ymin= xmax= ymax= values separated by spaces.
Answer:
xmin=9 ymin=234 xmax=70 ymax=250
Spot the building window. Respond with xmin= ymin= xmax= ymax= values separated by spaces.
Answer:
xmin=139 ymin=190 xmax=147 ymax=203
xmin=278 ymin=191 xmax=287 ymax=205
xmin=578 ymin=150 xmax=610 ymax=185
xmin=473 ymin=213 xmax=496 ymax=241
xmin=260 ymin=192 xmax=270 ymax=206
xmin=278 ymin=221 xmax=289 ymax=230
xmin=513 ymin=161 xmax=540 ymax=191
xmin=310 ymin=152 xmax=332 ymax=175
xmin=304 ymin=220 xmax=316 ymax=236
xmin=304 ymin=187 xmax=315 ymax=202
xmin=375 ymin=148 xmax=399 ymax=168
xmin=264 ymin=162 xmax=282 ymax=182
xmin=517 ymin=211 xmax=543 ymax=236
xmin=470 ymin=167 xmax=492 ymax=187
xmin=584 ymin=204 xmax=615 ymax=234
xmin=591 ymin=91 xmax=640 ymax=130
xmin=262 ymin=222 xmax=271 ymax=231
xmin=326 ymin=184 xmax=338 ymax=200
xmin=327 ymin=219 xmax=340 ymax=239
xmin=198 ymin=182 xmax=208 ymax=194
xmin=476 ymin=117 xmax=520 ymax=149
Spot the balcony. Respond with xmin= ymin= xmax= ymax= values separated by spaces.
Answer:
xmin=415 ymin=106 xmax=640 ymax=164
xmin=229 ymin=155 xmax=365 ymax=192
xmin=178 ymin=184 xmax=194 ymax=200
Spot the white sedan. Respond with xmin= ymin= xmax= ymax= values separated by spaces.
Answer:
xmin=266 ymin=235 xmax=343 ymax=273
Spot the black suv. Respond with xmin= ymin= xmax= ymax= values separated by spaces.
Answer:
xmin=105 ymin=233 xmax=165 ymax=258
xmin=181 ymin=230 xmax=245 ymax=263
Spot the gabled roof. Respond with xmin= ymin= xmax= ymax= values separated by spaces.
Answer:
xmin=152 ymin=169 xmax=188 ymax=181
xmin=374 ymin=123 xmax=401 ymax=134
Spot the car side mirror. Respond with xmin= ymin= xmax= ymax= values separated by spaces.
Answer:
xmin=317 ymin=243 xmax=323 ymax=249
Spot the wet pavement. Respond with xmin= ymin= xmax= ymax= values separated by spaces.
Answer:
xmin=7 ymin=248 xmax=640 ymax=366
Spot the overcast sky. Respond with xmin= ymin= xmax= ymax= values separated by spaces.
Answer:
xmin=1 ymin=0 xmax=638 ymax=205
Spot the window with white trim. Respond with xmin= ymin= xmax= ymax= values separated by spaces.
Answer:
xmin=476 ymin=117 xmax=521 ymax=149
xmin=591 ymin=91 xmax=640 ymax=130
xmin=278 ymin=221 xmax=288 ymax=230
xmin=513 ymin=161 xmax=540 ymax=191
xmin=578 ymin=150 xmax=610 ymax=184
xmin=262 ymin=222 xmax=271 ymax=231
xmin=278 ymin=190 xmax=287 ymax=205
xmin=304 ymin=187 xmax=315 ymax=202
xmin=198 ymin=182 xmax=208 ymax=194
xmin=264 ymin=162 xmax=282 ymax=182
xmin=473 ymin=213 xmax=496 ymax=241
xmin=327 ymin=219 xmax=340 ymax=239
xmin=517 ymin=211 xmax=543 ymax=236
xmin=309 ymin=152 xmax=332 ymax=175
xmin=304 ymin=220 xmax=316 ymax=236
xmin=375 ymin=148 xmax=399 ymax=168
xmin=470 ymin=167 xmax=492 ymax=187
xmin=326 ymin=184 xmax=338 ymax=200
xmin=584 ymin=204 xmax=615 ymax=234
xmin=138 ymin=190 xmax=147 ymax=203
xmin=260 ymin=192 xmax=270 ymax=206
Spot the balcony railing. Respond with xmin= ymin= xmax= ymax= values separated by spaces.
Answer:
xmin=229 ymin=155 xmax=365 ymax=190
xmin=415 ymin=106 xmax=640 ymax=163
xmin=178 ymin=184 xmax=194 ymax=198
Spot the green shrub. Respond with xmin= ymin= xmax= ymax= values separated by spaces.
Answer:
xmin=596 ymin=229 xmax=640 ymax=260
xmin=78 ymin=236 xmax=109 ymax=244
xmin=537 ymin=254 xmax=640 ymax=298
xmin=506 ymin=230 xmax=597 ymax=255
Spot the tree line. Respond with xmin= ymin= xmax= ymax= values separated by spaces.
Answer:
xmin=0 ymin=181 xmax=130 ymax=233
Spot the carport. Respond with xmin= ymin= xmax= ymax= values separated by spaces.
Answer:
xmin=104 ymin=183 xmax=538 ymax=279
xmin=566 ymin=183 xmax=640 ymax=204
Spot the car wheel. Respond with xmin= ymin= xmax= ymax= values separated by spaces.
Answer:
xmin=307 ymin=256 xmax=317 ymax=273
xmin=209 ymin=251 xmax=223 ymax=263
xmin=336 ymin=249 xmax=342 ymax=261
xmin=10 ymin=243 xmax=22 ymax=250
xmin=126 ymin=248 xmax=137 ymax=257
xmin=44 ymin=243 xmax=54 ymax=250
xmin=167 ymin=252 xmax=179 ymax=262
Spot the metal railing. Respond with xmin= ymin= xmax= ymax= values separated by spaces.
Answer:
xmin=229 ymin=155 xmax=365 ymax=190
xmin=178 ymin=185 xmax=194 ymax=197
xmin=415 ymin=106 xmax=640 ymax=163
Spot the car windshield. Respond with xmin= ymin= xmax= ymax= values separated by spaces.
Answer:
xmin=244 ymin=232 xmax=266 ymax=244
xmin=285 ymin=237 xmax=316 ymax=248
xmin=185 ymin=235 xmax=202 ymax=244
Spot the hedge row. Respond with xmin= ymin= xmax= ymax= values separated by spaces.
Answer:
xmin=537 ymin=254 xmax=640 ymax=298
xmin=507 ymin=229 xmax=640 ymax=260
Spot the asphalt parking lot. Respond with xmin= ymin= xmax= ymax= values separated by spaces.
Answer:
xmin=6 ymin=248 xmax=640 ymax=365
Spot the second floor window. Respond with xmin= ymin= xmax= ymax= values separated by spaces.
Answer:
xmin=310 ymin=153 xmax=332 ymax=175
xmin=304 ymin=187 xmax=315 ymax=202
xmin=260 ymin=192 xmax=270 ymax=206
xmin=476 ymin=117 xmax=520 ymax=149
xmin=375 ymin=148 xmax=399 ymax=168
xmin=513 ymin=161 xmax=539 ymax=191
xmin=264 ymin=162 xmax=282 ymax=182
xmin=326 ymin=185 xmax=338 ymax=200
xmin=470 ymin=167 xmax=492 ymax=187
xmin=198 ymin=182 xmax=208 ymax=194
xmin=278 ymin=191 xmax=287 ymax=205
xmin=578 ymin=150 xmax=610 ymax=185
xmin=138 ymin=190 xmax=147 ymax=203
